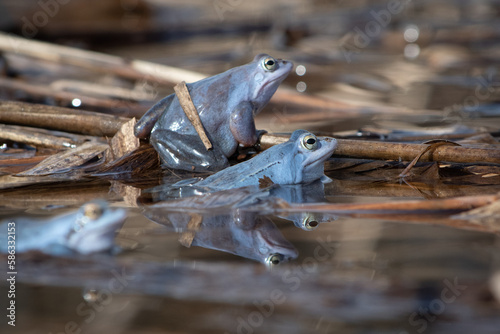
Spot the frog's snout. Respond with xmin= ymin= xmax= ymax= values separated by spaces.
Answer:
xmin=279 ymin=59 xmax=293 ymax=69
xmin=321 ymin=137 xmax=337 ymax=144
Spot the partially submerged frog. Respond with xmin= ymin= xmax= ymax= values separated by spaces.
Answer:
xmin=135 ymin=54 xmax=293 ymax=172
xmin=195 ymin=129 xmax=337 ymax=191
xmin=0 ymin=201 xmax=126 ymax=256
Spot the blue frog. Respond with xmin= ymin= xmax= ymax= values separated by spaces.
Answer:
xmin=135 ymin=54 xmax=293 ymax=172
xmin=195 ymin=129 xmax=337 ymax=191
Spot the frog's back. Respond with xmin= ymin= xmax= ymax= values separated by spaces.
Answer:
xmin=0 ymin=217 xmax=70 ymax=254
xmin=198 ymin=143 xmax=296 ymax=190
xmin=155 ymin=69 xmax=247 ymax=131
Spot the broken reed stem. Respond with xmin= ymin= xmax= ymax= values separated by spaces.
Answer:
xmin=259 ymin=134 xmax=500 ymax=164
xmin=0 ymin=124 xmax=94 ymax=149
xmin=0 ymin=78 xmax=146 ymax=116
xmin=2 ymin=101 xmax=498 ymax=165
xmin=0 ymin=32 xmax=400 ymax=116
xmin=0 ymin=32 xmax=205 ymax=85
xmin=174 ymin=81 xmax=213 ymax=150
xmin=0 ymin=101 xmax=128 ymax=137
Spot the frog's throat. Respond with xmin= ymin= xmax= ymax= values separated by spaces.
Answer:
xmin=301 ymin=151 xmax=329 ymax=169
xmin=255 ymin=229 xmax=297 ymax=259
xmin=254 ymin=70 xmax=290 ymax=100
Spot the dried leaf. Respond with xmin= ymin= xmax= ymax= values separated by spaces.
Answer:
xmin=399 ymin=140 xmax=460 ymax=178
xmin=17 ymin=141 xmax=109 ymax=176
xmin=258 ymin=175 xmax=274 ymax=188
xmin=98 ymin=143 xmax=160 ymax=177
xmin=105 ymin=118 xmax=140 ymax=161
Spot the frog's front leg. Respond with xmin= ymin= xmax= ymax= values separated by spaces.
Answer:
xmin=135 ymin=94 xmax=175 ymax=139
xmin=230 ymin=102 xmax=258 ymax=147
xmin=151 ymin=129 xmax=230 ymax=172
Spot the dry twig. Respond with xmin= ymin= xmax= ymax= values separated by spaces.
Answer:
xmin=0 ymin=124 xmax=94 ymax=149
xmin=174 ymin=81 xmax=212 ymax=150
xmin=0 ymin=101 xmax=128 ymax=137
xmin=260 ymin=134 xmax=500 ymax=164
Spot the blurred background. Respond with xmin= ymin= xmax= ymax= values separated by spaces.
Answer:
xmin=2 ymin=0 xmax=500 ymax=132
xmin=1 ymin=1 xmax=500 ymax=334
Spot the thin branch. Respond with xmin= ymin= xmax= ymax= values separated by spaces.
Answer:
xmin=0 ymin=101 xmax=128 ymax=137
xmin=260 ymin=134 xmax=500 ymax=164
xmin=0 ymin=124 xmax=95 ymax=149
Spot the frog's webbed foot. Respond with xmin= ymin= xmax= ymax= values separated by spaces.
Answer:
xmin=151 ymin=129 xmax=229 ymax=172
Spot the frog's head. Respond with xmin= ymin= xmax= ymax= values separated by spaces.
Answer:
xmin=289 ymin=130 xmax=337 ymax=184
xmin=66 ymin=201 xmax=126 ymax=254
xmin=250 ymin=54 xmax=293 ymax=107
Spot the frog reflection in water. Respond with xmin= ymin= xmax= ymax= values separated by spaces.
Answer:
xmin=143 ymin=130 xmax=338 ymax=265
xmin=144 ymin=182 xmax=337 ymax=265
xmin=145 ymin=202 xmax=298 ymax=266
xmin=135 ymin=54 xmax=293 ymax=172
xmin=0 ymin=201 xmax=126 ymax=256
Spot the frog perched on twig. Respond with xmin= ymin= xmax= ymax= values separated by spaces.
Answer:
xmin=135 ymin=54 xmax=293 ymax=172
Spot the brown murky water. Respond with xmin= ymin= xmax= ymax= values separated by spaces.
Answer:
xmin=1 ymin=1 xmax=500 ymax=334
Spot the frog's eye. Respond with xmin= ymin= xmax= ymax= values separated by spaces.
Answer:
xmin=83 ymin=202 xmax=104 ymax=220
xmin=262 ymin=57 xmax=277 ymax=71
xmin=74 ymin=202 xmax=106 ymax=233
xmin=301 ymin=134 xmax=318 ymax=150
xmin=303 ymin=215 xmax=319 ymax=231
xmin=265 ymin=253 xmax=284 ymax=267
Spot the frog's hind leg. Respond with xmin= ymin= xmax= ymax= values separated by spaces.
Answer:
xmin=135 ymin=94 xmax=175 ymax=138
xmin=151 ymin=129 xmax=229 ymax=172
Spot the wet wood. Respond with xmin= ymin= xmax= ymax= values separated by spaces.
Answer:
xmin=398 ymin=140 xmax=461 ymax=178
xmin=105 ymin=118 xmax=140 ymax=162
xmin=0 ymin=32 xmax=204 ymax=85
xmin=0 ymin=32 xmax=413 ymax=120
xmin=0 ymin=124 xmax=94 ymax=149
xmin=260 ymin=134 xmax=500 ymax=164
xmin=0 ymin=78 xmax=146 ymax=116
xmin=0 ymin=101 xmax=128 ymax=136
xmin=0 ymin=178 xmax=116 ymax=208
xmin=0 ymin=155 xmax=49 ymax=175
xmin=17 ymin=141 xmax=109 ymax=176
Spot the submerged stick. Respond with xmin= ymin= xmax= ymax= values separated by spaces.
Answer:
xmin=259 ymin=134 xmax=500 ymax=164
